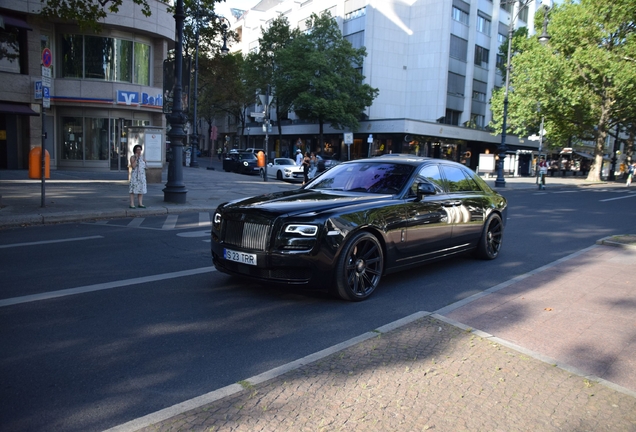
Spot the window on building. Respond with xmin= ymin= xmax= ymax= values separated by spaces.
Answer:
xmin=474 ymin=45 xmax=489 ymax=68
xmin=497 ymin=32 xmax=506 ymax=44
xmin=448 ymin=72 xmax=465 ymax=97
xmin=496 ymin=54 xmax=505 ymax=70
xmin=477 ymin=14 xmax=491 ymax=35
xmin=345 ymin=7 xmax=366 ymax=21
xmin=444 ymin=109 xmax=462 ymax=126
xmin=471 ymin=114 xmax=485 ymax=129
xmin=0 ymin=17 xmax=31 ymax=75
xmin=452 ymin=6 xmax=469 ymax=25
xmin=500 ymin=2 xmax=513 ymax=13
xmin=345 ymin=31 xmax=365 ymax=49
xmin=519 ymin=5 xmax=529 ymax=22
xmin=473 ymin=80 xmax=487 ymax=102
xmin=450 ymin=35 xmax=468 ymax=61
xmin=60 ymin=34 xmax=151 ymax=84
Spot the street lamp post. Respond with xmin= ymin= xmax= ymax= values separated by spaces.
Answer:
xmin=247 ymin=127 xmax=250 ymax=148
xmin=189 ymin=3 xmax=201 ymax=168
xmin=163 ymin=0 xmax=188 ymax=203
xmin=496 ymin=0 xmax=533 ymax=188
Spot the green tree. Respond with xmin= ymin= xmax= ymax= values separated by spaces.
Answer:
xmin=244 ymin=15 xmax=300 ymax=147
xmin=490 ymin=0 xmax=636 ymax=182
xmin=274 ymin=12 xmax=378 ymax=151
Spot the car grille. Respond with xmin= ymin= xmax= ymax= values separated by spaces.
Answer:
xmin=223 ymin=220 xmax=271 ymax=251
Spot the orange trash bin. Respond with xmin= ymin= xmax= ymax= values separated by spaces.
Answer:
xmin=28 ymin=147 xmax=50 ymax=179
xmin=257 ymin=151 xmax=265 ymax=167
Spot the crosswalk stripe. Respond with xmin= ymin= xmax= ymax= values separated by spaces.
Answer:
xmin=199 ymin=212 xmax=211 ymax=227
xmin=162 ymin=215 xmax=178 ymax=230
xmin=127 ymin=218 xmax=145 ymax=228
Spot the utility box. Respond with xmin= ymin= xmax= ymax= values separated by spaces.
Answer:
xmin=28 ymin=147 xmax=50 ymax=179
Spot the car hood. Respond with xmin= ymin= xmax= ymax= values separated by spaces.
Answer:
xmin=221 ymin=189 xmax=392 ymax=217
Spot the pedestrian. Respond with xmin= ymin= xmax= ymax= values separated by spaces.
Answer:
xmin=302 ymin=151 xmax=311 ymax=185
xmin=296 ymin=148 xmax=303 ymax=166
xmin=626 ymin=162 xmax=635 ymax=187
xmin=309 ymin=152 xmax=318 ymax=179
xmin=538 ymin=156 xmax=548 ymax=190
xmin=129 ymin=144 xmax=147 ymax=208
xmin=217 ymin=147 xmax=222 ymax=161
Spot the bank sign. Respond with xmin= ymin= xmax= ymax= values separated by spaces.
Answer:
xmin=117 ymin=90 xmax=163 ymax=108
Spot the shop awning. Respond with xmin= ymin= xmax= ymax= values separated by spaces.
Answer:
xmin=0 ymin=102 xmax=39 ymax=116
xmin=0 ymin=15 xmax=32 ymax=30
xmin=574 ymin=151 xmax=610 ymax=161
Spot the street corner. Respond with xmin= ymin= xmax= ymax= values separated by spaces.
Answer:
xmin=596 ymin=234 xmax=636 ymax=249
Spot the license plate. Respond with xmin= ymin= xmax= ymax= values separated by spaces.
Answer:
xmin=224 ymin=248 xmax=257 ymax=266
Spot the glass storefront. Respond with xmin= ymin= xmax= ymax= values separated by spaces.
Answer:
xmin=60 ymin=114 xmax=149 ymax=169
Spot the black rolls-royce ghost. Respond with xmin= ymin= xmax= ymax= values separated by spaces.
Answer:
xmin=211 ymin=155 xmax=507 ymax=301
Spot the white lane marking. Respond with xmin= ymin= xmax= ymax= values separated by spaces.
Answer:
xmin=162 ymin=215 xmax=178 ymax=230
xmin=600 ymin=194 xmax=636 ymax=202
xmin=0 ymin=266 xmax=216 ymax=308
xmin=127 ymin=218 xmax=144 ymax=228
xmin=177 ymin=230 xmax=210 ymax=238
xmin=199 ymin=212 xmax=211 ymax=227
xmin=0 ymin=235 xmax=103 ymax=249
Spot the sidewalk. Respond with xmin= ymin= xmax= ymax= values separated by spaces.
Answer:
xmin=109 ymin=241 xmax=636 ymax=432
xmin=3 ymin=162 xmax=635 ymax=431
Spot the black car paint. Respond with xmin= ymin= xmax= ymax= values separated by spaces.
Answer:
xmin=211 ymin=156 xmax=507 ymax=299
xmin=222 ymin=151 xmax=261 ymax=174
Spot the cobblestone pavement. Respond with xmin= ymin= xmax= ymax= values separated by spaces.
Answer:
xmin=136 ymin=316 xmax=636 ymax=432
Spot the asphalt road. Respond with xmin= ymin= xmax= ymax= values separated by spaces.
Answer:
xmin=1 ymin=185 xmax=634 ymax=431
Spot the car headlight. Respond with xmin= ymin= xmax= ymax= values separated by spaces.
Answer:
xmin=284 ymin=224 xmax=318 ymax=236
xmin=243 ymin=161 xmax=248 ymax=166
xmin=213 ymin=212 xmax=222 ymax=224
xmin=284 ymin=168 xmax=291 ymax=174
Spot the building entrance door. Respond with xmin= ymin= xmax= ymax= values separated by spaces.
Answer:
xmin=110 ymin=118 xmax=131 ymax=170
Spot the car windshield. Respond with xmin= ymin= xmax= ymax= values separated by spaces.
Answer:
xmin=239 ymin=153 xmax=257 ymax=160
xmin=307 ymin=162 xmax=415 ymax=194
xmin=276 ymin=159 xmax=294 ymax=165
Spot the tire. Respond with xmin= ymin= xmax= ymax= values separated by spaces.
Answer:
xmin=276 ymin=171 xmax=283 ymax=181
xmin=474 ymin=213 xmax=503 ymax=260
xmin=335 ymin=232 xmax=384 ymax=301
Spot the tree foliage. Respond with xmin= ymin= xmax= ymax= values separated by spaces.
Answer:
xmin=490 ymin=0 xmax=636 ymax=182
xmin=274 ymin=12 xmax=378 ymax=146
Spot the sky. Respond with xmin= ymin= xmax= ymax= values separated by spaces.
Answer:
xmin=215 ymin=0 xmax=261 ymax=21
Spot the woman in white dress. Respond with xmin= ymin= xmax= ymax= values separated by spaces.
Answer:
xmin=129 ymin=144 xmax=147 ymax=208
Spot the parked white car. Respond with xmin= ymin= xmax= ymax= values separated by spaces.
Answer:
xmin=264 ymin=158 xmax=304 ymax=182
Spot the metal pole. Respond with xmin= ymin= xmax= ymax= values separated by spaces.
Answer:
xmin=263 ymin=85 xmax=270 ymax=182
xmin=163 ymin=0 xmax=188 ymax=203
xmin=41 ymin=107 xmax=46 ymax=207
xmin=190 ymin=5 xmax=200 ymax=168
xmin=609 ymin=125 xmax=620 ymax=181
xmin=496 ymin=10 xmax=515 ymax=188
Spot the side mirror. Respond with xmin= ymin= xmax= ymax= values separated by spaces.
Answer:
xmin=416 ymin=182 xmax=437 ymax=200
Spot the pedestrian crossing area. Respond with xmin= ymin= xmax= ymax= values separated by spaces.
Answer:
xmin=87 ymin=212 xmax=212 ymax=231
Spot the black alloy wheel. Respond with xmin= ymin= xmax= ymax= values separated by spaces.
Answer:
xmin=475 ymin=213 xmax=503 ymax=260
xmin=335 ymin=232 xmax=384 ymax=301
xmin=276 ymin=171 xmax=283 ymax=181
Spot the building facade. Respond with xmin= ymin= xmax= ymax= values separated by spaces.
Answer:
xmin=215 ymin=0 xmax=551 ymax=175
xmin=0 ymin=0 xmax=173 ymax=180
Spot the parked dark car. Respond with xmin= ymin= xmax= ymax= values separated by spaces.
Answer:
xmin=316 ymin=155 xmax=339 ymax=172
xmin=211 ymin=155 xmax=507 ymax=301
xmin=223 ymin=151 xmax=261 ymax=175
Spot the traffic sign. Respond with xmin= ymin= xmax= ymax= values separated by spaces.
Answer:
xmin=34 ymin=81 xmax=43 ymax=99
xmin=251 ymin=112 xmax=265 ymax=118
xmin=42 ymin=48 xmax=52 ymax=68
xmin=344 ymin=132 xmax=353 ymax=144
xmin=42 ymin=76 xmax=51 ymax=87
xmin=42 ymin=66 xmax=51 ymax=77
xmin=43 ymin=86 xmax=50 ymax=108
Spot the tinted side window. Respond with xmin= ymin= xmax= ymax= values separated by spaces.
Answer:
xmin=441 ymin=165 xmax=481 ymax=192
xmin=410 ymin=164 xmax=445 ymax=196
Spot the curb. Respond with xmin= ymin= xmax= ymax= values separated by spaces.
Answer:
xmin=596 ymin=234 xmax=636 ymax=249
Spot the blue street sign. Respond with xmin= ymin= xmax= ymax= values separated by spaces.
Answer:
xmin=34 ymin=81 xmax=43 ymax=99
xmin=43 ymin=87 xmax=50 ymax=99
